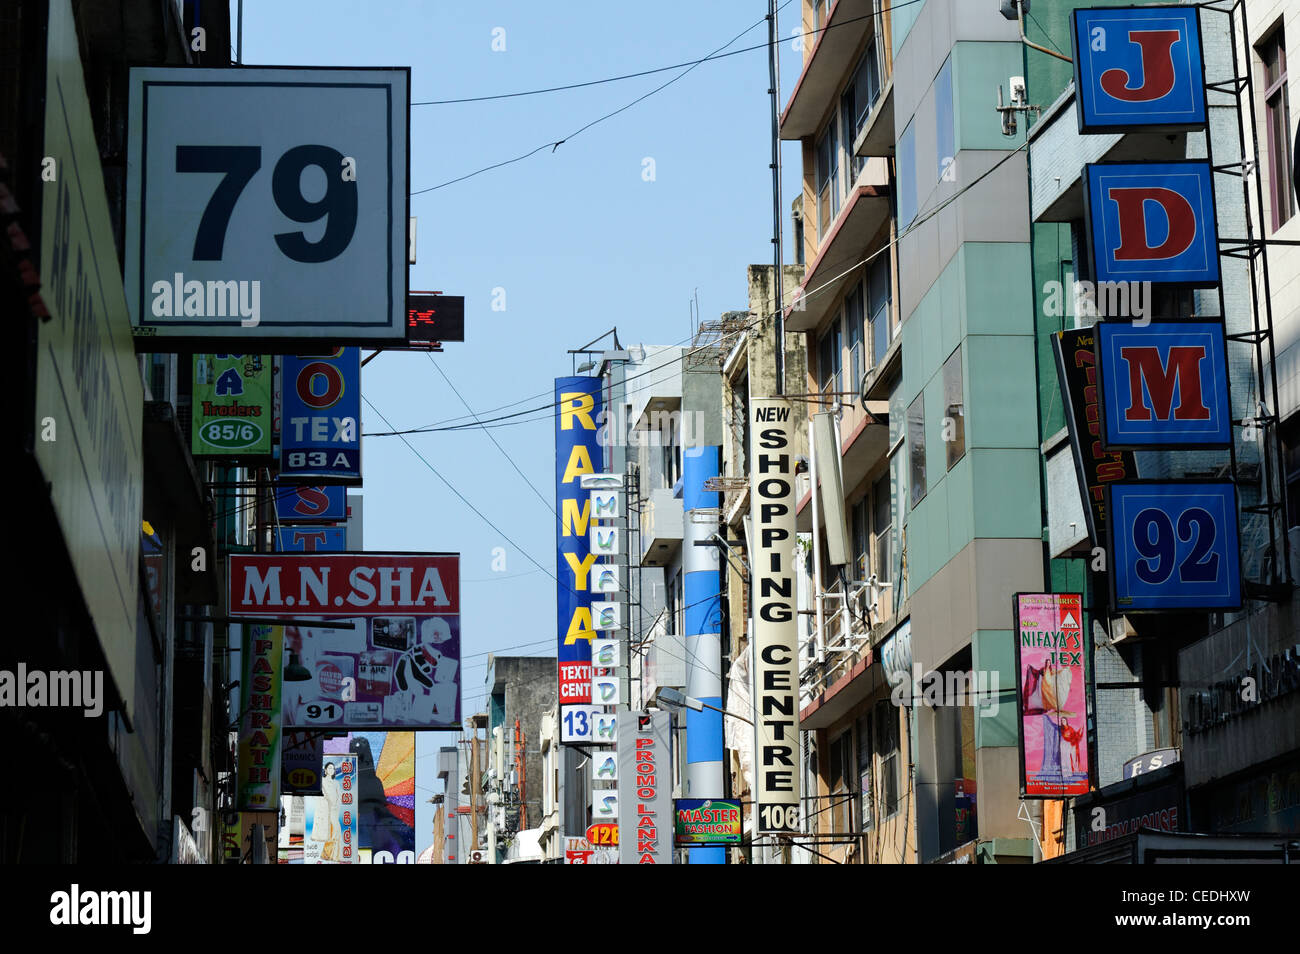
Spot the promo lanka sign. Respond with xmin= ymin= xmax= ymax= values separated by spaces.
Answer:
xmin=1013 ymin=594 xmax=1089 ymax=799
xmin=192 ymin=353 xmax=272 ymax=456
xmin=749 ymin=398 xmax=801 ymax=835
xmin=281 ymin=348 xmax=361 ymax=482
xmin=237 ymin=624 xmax=284 ymax=810
xmin=618 ymin=711 xmax=672 ymax=864
xmin=555 ymin=377 xmax=604 ymax=733
xmin=124 ymin=66 xmax=408 ymax=347
xmin=230 ymin=553 xmax=461 ymax=729
xmin=1071 ymin=6 xmax=1207 ymax=133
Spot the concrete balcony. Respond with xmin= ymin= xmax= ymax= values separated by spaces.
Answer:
xmin=781 ymin=0 xmax=880 ymax=141
xmin=640 ymin=487 xmax=683 ymax=566
xmin=642 ymin=629 xmax=687 ymax=702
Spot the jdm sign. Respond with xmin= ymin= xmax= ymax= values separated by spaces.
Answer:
xmin=1071 ymin=6 xmax=1207 ymax=133
xmin=281 ymin=348 xmax=362 ymax=482
xmin=1106 ymin=481 xmax=1242 ymax=611
xmin=1095 ymin=321 xmax=1232 ymax=449
xmin=1084 ymin=161 xmax=1219 ymax=286
xmin=124 ymin=66 xmax=408 ymax=347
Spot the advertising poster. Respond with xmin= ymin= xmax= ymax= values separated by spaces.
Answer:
xmin=617 ymin=711 xmax=672 ymax=864
xmin=237 ymin=624 xmax=284 ymax=810
xmin=230 ymin=553 xmax=461 ymax=729
xmin=191 ymin=353 xmax=272 ymax=457
xmin=281 ymin=348 xmax=362 ymax=482
xmin=674 ymin=799 xmax=742 ymax=845
xmin=1014 ymin=593 xmax=1090 ymax=799
xmin=555 ymin=377 xmax=605 ymax=741
xmin=305 ymin=754 xmax=358 ymax=864
xmin=749 ymin=398 xmax=801 ymax=834
xmin=325 ymin=732 xmax=416 ymax=863
xmin=282 ymin=730 xmax=324 ymax=796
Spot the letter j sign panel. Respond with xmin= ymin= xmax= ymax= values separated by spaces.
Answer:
xmin=1071 ymin=7 xmax=1207 ymax=133
xmin=1084 ymin=161 xmax=1219 ymax=286
xmin=1106 ymin=482 xmax=1241 ymax=612
xmin=1095 ymin=321 xmax=1231 ymax=448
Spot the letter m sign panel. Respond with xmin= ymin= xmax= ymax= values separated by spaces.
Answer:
xmin=1084 ymin=161 xmax=1219 ymax=286
xmin=1071 ymin=7 xmax=1207 ymax=133
xmin=1095 ymin=321 xmax=1232 ymax=448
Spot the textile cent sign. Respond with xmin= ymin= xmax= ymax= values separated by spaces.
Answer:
xmin=125 ymin=66 xmax=409 ymax=347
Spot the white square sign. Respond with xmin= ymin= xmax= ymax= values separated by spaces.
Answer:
xmin=591 ymin=601 xmax=623 ymax=631
xmin=590 ymin=490 xmax=620 ymax=521
xmin=560 ymin=705 xmax=599 ymax=743
xmin=125 ymin=67 xmax=409 ymax=346
xmin=593 ymin=713 xmax=618 ymax=743
xmin=588 ymin=563 xmax=623 ymax=595
xmin=590 ymin=526 xmax=620 ymax=556
xmin=592 ymin=638 xmax=621 ymax=668
xmin=592 ymin=674 xmax=621 ymax=706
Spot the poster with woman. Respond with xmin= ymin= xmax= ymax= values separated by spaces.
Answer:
xmin=305 ymin=755 xmax=358 ymax=863
xmin=1014 ymin=593 xmax=1090 ymax=798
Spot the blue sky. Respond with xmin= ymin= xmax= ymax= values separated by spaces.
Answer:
xmin=241 ymin=0 xmax=805 ymax=860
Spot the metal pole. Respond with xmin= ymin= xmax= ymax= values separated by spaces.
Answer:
xmin=768 ymin=0 xmax=786 ymax=394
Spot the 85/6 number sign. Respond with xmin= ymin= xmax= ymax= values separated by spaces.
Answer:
xmin=1106 ymin=481 xmax=1242 ymax=611
xmin=125 ymin=67 xmax=409 ymax=348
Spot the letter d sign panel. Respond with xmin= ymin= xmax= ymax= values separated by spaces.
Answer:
xmin=1071 ymin=7 xmax=1207 ymax=133
xmin=1084 ymin=161 xmax=1219 ymax=286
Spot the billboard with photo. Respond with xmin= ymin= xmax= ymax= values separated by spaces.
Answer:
xmin=124 ymin=66 xmax=408 ymax=347
xmin=325 ymin=732 xmax=416 ymax=863
xmin=230 ymin=553 xmax=460 ymax=728
xmin=1014 ymin=593 xmax=1090 ymax=799
xmin=305 ymin=754 xmax=358 ymax=864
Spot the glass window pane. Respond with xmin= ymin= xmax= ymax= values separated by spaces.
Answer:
xmin=846 ymin=284 xmax=864 ymax=391
xmin=943 ymin=347 xmax=965 ymax=469
xmin=907 ymin=392 xmax=926 ymax=508
xmin=873 ymin=472 xmax=891 ymax=584
xmin=936 ymin=56 xmax=955 ymax=182
xmin=897 ymin=119 xmax=916 ymax=231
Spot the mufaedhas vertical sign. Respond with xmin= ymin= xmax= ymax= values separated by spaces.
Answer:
xmin=749 ymin=398 xmax=801 ymax=835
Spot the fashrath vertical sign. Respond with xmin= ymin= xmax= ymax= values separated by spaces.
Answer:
xmin=617 ymin=711 xmax=672 ymax=864
xmin=555 ymin=377 xmax=604 ymax=742
xmin=749 ymin=398 xmax=801 ymax=835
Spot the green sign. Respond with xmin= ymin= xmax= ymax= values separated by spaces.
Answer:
xmin=237 ymin=624 xmax=284 ymax=811
xmin=674 ymin=798 xmax=743 ymax=845
xmin=191 ymin=354 xmax=272 ymax=456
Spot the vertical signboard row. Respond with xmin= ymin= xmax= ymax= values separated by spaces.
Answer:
xmin=749 ymin=398 xmax=801 ymax=835
xmin=555 ymin=378 xmax=604 ymax=745
xmin=585 ymin=470 xmax=624 ymax=830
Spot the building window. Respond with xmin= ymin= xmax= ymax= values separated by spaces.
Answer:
xmin=907 ymin=392 xmax=926 ymax=508
xmin=842 ymin=47 xmax=881 ymax=184
xmin=942 ymin=347 xmax=965 ymax=469
xmin=819 ymin=320 xmax=842 ymax=401
xmin=829 ymin=729 xmax=856 ymax=834
xmin=936 ymin=55 xmax=955 ymax=182
xmin=867 ymin=252 xmax=892 ymax=366
xmin=856 ymin=710 xmax=874 ymax=830
xmin=817 ymin=119 xmax=841 ymax=238
xmin=873 ymin=472 xmax=891 ymax=585
xmin=896 ymin=119 xmax=917 ymax=231
xmin=845 ymin=282 xmax=865 ymax=395
xmin=1260 ymin=27 xmax=1294 ymax=230
xmin=851 ymin=495 xmax=870 ymax=581
xmin=874 ymin=699 xmax=901 ymax=817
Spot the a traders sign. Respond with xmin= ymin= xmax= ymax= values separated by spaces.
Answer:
xmin=124 ymin=66 xmax=408 ymax=347
xmin=1070 ymin=6 xmax=1207 ymax=133
xmin=281 ymin=348 xmax=361 ymax=482
xmin=229 ymin=553 xmax=461 ymax=729
xmin=1105 ymin=481 xmax=1242 ymax=611
xmin=749 ymin=398 xmax=801 ymax=835
xmin=555 ymin=377 xmax=604 ymax=742
xmin=1083 ymin=161 xmax=1219 ymax=286
xmin=191 ymin=353 xmax=272 ymax=457
xmin=1095 ymin=321 xmax=1231 ymax=449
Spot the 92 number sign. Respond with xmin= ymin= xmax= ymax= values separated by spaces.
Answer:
xmin=1107 ymin=482 xmax=1242 ymax=610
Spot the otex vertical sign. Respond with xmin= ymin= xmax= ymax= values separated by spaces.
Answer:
xmin=749 ymin=398 xmax=801 ymax=834
xmin=281 ymin=348 xmax=362 ymax=482
xmin=556 ymin=377 xmax=604 ymax=743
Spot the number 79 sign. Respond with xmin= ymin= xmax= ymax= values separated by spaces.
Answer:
xmin=1106 ymin=481 xmax=1242 ymax=611
xmin=125 ymin=67 xmax=408 ymax=347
